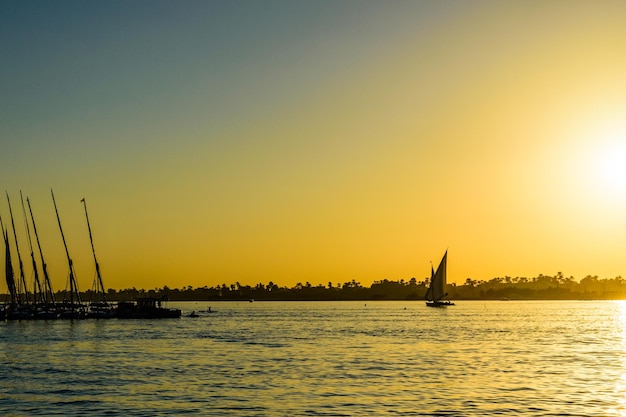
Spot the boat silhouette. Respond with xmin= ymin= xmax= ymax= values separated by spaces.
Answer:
xmin=425 ymin=251 xmax=455 ymax=307
xmin=1 ymin=192 xmax=182 ymax=320
xmin=116 ymin=296 xmax=181 ymax=319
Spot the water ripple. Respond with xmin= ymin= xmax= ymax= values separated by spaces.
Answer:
xmin=1 ymin=300 xmax=626 ymax=416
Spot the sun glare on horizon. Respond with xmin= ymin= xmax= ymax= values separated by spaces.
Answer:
xmin=579 ymin=120 xmax=626 ymax=208
xmin=594 ymin=140 xmax=626 ymax=198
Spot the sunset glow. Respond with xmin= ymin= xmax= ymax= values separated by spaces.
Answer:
xmin=3 ymin=1 xmax=626 ymax=290
xmin=592 ymin=133 xmax=626 ymax=199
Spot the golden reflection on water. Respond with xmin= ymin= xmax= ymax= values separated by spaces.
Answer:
xmin=614 ymin=300 xmax=626 ymax=416
xmin=5 ymin=301 xmax=626 ymax=415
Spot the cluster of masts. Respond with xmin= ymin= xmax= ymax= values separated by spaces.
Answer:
xmin=0 ymin=189 xmax=112 ymax=320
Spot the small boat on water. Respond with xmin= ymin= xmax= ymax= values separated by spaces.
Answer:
xmin=116 ymin=297 xmax=181 ymax=319
xmin=425 ymin=250 xmax=455 ymax=307
xmin=186 ymin=311 xmax=199 ymax=318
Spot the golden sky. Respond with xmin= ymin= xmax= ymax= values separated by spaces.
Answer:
xmin=2 ymin=1 xmax=626 ymax=290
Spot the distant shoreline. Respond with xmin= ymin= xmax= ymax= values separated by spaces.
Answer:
xmin=3 ymin=273 xmax=624 ymax=302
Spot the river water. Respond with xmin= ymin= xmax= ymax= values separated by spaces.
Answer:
xmin=0 ymin=300 xmax=625 ymax=416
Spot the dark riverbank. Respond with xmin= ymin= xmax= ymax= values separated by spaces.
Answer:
xmin=7 ymin=272 xmax=624 ymax=302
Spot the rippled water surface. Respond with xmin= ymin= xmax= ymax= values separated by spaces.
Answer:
xmin=1 ymin=300 xmax=626 ymax=416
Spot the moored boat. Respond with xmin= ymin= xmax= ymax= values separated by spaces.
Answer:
xmin=52 ymin=189 xmax=84 ymax=312
xmin=5 ymin=305 xmax=34 ymax=320
xmin=33 ymin=305 xmax=59 ymax=320
xmin=27 ymin=196 xmax=58 ymax=314
xmin=58 ymin=302 xmax=87 ymax=319
xmin=1 ymin=191 xmax=182 ymax=321
xmin=88 ymin=302 xmax=116 ymax=319
xmin=116 ymin=297 xmax=181 ymax=319
xmin=82 ymin=198 xmax=116 ymax=319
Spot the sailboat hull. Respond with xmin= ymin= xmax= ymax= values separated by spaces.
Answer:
xmin=426 ymin=300 xmax=455 ymax=307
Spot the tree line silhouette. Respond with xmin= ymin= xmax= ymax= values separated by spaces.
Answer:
xmin=20 ymin=272 xmax=626 ymax=302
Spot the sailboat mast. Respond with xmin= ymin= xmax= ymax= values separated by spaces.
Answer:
xmin=81 ymin=198 xmax=106 ymax=303
xmin=6 ymin=192 xmax=30 ymax=304
xmin=20 ymin=191 xmax=44 ymax=303
xmin=51 ymin=189 xmax=81 ymax=304
xmin=425 ymin=250 xmax=454 ymax=307
xmin=27 ymin=197 xmax=55 ymax=304
xmin=424 ymin=261 xmax=435 ymax=302
xmin=0 ymin=214 xmax=18 ymax=305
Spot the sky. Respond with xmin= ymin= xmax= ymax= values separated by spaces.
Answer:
xmin=3 ymin=0 xmax=626 ymax=291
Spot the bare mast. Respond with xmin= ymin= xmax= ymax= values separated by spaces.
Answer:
xmin=51 ymin=189 xmax=81 ymax=305
xmin=6 ymin=192 xmax=30 ymax=304
xmin=20 ymin=191 xmax=44 ymax=304
xmin=26 ymin=197 xmax=55 ymax=304
xmin=82 ymin=198 xmax=107 ymax=305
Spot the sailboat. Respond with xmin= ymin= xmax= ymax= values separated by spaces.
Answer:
xmin=425 ymin=250 xmax=454 ymax=307
xmin=52 ymin=189 xmax=86 ymax=319
xmin=0 ymin=213 xmax=29 ymax=320
xmin=1 ymin=214 xmax=17 ymax=306
xmin=20 ymin=192 xmax=45 ymax=308
xmin=26 ymin=196 xmax=59 ymax=319
xmin=6 ymin=193 xmax=31 ymax=309
xmin=1 ymin=211 xmax=33 ymax=320
xmin=82 ymin=198 xmax=115 ymax=318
